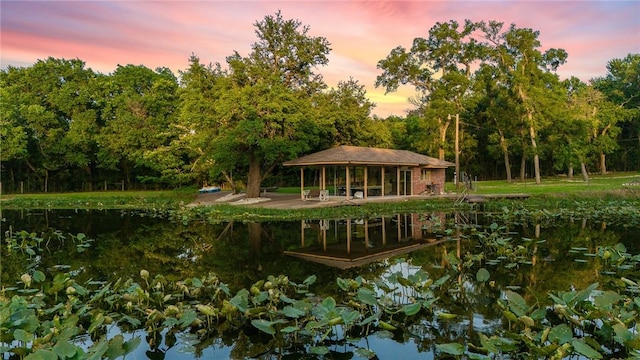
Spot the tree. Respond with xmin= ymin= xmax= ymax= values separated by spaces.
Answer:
xmin=177 ymin=56 xmax=236 ymax=189
xmin=480 ymin=21 xmax=568 ymax=184
xmin=0 ymin=82 xmax=28 ymax=163
xmin=552 ymin=77 xmax=591 ymax=180
xmin=384 ymin=114 xmax=419 ymax=152
xmin=200 ymin=11 xmax=332 ymax=198
xmin=581 ymin=86 xmax=626 ymax=174
xmin=592 ymin=54 xmax=640 ymax=171
xmin=0 ymin=58 xmax=99 ymax=192
xmin=314 ymin=78 xmax=382 ymax=148
xmin=376 ymin=20 xmax=481 ymax=163
xmin=474 ymin=63 xmax=522 ymax=182
xmin=96 ymin=64 xmax=180 ymax=187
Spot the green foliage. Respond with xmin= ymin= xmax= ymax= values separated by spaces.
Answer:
xmin=3 ymin=241 xmax=638 ymax=358
xmin=177 ymin=11 xmax=338 ymax=197
xmin=0 ymin=190 xmax=190 ymax=210
xmin=96 ymin=64 xmax=182 ymax=185
xmin=1 ymin=58 xmax=100 ymax=191
xmin=376 ymin=20 xmax=480 ymax=160
xmin=2 ymin=20 xmax=638 ymax=195
xmin=2 ymin=200 xmax=639 ymax=358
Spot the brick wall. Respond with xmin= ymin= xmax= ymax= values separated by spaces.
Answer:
xmin=412 ymin=168 xmax=447 ymax=195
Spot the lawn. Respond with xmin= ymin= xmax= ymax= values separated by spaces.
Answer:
xmin=278 ymin=172 xmax=640 ymax=196
xmin=465 ymin=172 xmax=640 ymax=195
xmin=0 ymin=189 xmax=196 ymax=209
xmin=1 ymin=172 xmax=638 ymax=210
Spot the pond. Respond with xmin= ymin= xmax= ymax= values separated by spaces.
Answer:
xmin=2 ymin=208 xmax=639 ymax=359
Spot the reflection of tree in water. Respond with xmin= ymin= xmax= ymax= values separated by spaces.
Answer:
xmin=516 ymin=220 xmax=625 ymax=301
xmin=3 ymin=210 xmax=631 ymax=290
xmin=386 ymin=217 xmax=630 ymax=351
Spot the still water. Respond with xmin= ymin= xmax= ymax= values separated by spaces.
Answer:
xmin=2 ymin=209 xmax=637 ymax=359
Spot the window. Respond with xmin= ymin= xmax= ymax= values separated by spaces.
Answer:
xmin=421 ymin=169 xmax=432 ymax=182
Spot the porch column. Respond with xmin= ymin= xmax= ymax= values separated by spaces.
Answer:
xmin=321 ymin=166 xmax=326 ymax=191
xmin=396 ymin=167 xmax=401 ymax=196
xmin=381 ymin=166 xmax=385 ymax=197
xmin=300 ymin=167 xmax=304 ymax=199
xmin=364 ymin=219 xmax=369 ymax=249
xmin=323 ymin=226 xmax=327 ymax=251
xmin=346 ymin=220 xmax=351 ymax=254
xmin=382 ymin=217 xmax=386 ymax=245
xmin=345 ymin=166 xmax=351 ymax=200
xmin=363 ymin=166 xmax=368 ymax=199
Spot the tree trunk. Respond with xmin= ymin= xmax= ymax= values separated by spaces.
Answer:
xmin=85 ymin=166 xmax=92 ymax=191
xmin=454 ymin=114 xmax=460 ymax=189
xmin=600 ymin=153 xmax=607 ymax=174
xmin=10 ymin=168 xmax=15 ymax=192
xmin=248 ymin=222 xmax=262 ymax=252
xmin=246 ymin=154 xmax=262 ymax=198
xmin=44 ymin=169 xmax=49 ymax=193
xmin=581 ymin=162 xmax=589 ymax=182
xmin=533 ymin=154 xmax=541 ymax=184
xmin=520 ymin=154 xmax=526 ymax=181
xmin=499 ymin=131 xmax=512 ymax=183
xmin=528 ymin=124 xmax=541 ymax=184
xmin=437 ymin=116 xmax=451 ymax=160
xmin=124 ymin=160 xmax=131 ymax=190
xmin=222 ymin=171 xmax=237 ymax=194
xmin=568 ymin=166 xmax=573 ymax=179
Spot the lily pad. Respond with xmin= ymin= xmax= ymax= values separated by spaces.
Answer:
xmin=310 ymin=346 xmax=329 ymax=355
xmin=476 ymin=268 xmax=490 ymax=282
xmin=357 ymin=288 xmax=377 ymax=306
xmin=282 ymin=305 xmax=306 ymax=318
xmin=548 ymin=324 xmax=573 ymax=344
xmin=402 ymin=302 xmax=422 ymax=316
xmin=251 ymin=319 xmax=275 ymax=335
xmin=436 ymin=342 xmax=465 ymax=355
xmin=571 ymin=339 xmax=602 ymax=359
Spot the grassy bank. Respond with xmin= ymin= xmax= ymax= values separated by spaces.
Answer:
xmin=466 ymin=172 xmax=640 ymax=195
xmin=0 ymin=188 xmax=196 ymax=210
xmin=1 ymin=173 xmax=638 ymax=212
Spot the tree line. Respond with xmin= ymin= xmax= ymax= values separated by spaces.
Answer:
xmin=1 ymin=12 xmax=638 ymax=196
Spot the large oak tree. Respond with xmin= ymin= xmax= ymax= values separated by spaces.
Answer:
xmin=181 ymin=12 xmax=332 ymax=197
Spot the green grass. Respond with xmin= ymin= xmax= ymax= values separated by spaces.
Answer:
xmin=273 ymin=187 xmax=302 ymax=194
xmin=280 ymin=172 xmax=640 ymax=196
xmin=2 ymin=173 xmax=638 ymax=211
xmin=451 ymin=172 xmax=640 ymax=196
xmin=0 ymin=188 xmax=197 ymax=210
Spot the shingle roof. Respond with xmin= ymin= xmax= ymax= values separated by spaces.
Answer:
xmin=283 ymin=145 xmax=454 ymax=168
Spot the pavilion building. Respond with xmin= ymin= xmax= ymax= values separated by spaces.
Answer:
xmin=283 ymin=145 xmax=454 ymax=200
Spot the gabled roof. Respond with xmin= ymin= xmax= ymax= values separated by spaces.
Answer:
xmin=283 ymin=145 xmax=454 ymax=168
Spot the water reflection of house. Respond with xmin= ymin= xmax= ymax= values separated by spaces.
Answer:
xmin=284 ymin=214 xmax=449 ymax=269
xmin=283 ymin=145 xmax=454 ymax=200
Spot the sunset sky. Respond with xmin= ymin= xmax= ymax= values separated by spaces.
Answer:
xmin=2 ymin=0 xmax=639 ymax=117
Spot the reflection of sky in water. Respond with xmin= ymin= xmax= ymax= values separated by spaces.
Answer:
xmin=104 ymin=327 xmax=233 ymax=359
xmin=356 ymin=337 xmax=430 ymax=360
xmin=101 ymin=310 xmax=436 ymax=358
xmin=118 ymin=327 xmax=430 ymax=359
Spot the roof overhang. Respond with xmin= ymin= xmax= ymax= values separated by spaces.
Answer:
xmin=283 ymin=145 xmax=454 ymax=168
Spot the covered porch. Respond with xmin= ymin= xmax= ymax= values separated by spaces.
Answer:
xmin=283 ymin=146 xmax=454 ymax=201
